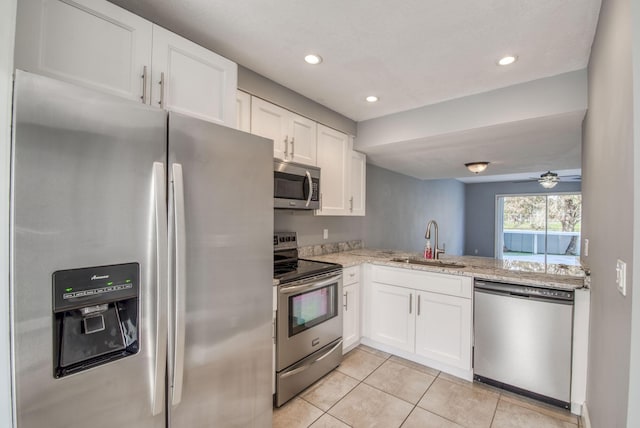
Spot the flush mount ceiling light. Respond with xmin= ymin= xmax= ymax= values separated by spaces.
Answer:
xmin=465 ymin=162 xmax=490 ymax=174
xmin=365 ymin=95 xmax=379 ymax=103
xmin=304 ymin=54 xmax=322 ymax=65
xmin=538 ymin=171 xmax=559 ymax=189
xmin=497 ymin=55 xmax=518 ymax=66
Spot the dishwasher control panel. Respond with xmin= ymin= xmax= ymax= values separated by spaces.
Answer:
xmin=474 ymin=280 xmax=574 ymax=302
xmin=521 ymin=287 xmax=573 ymax=300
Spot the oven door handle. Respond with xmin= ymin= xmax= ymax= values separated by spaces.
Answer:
xmin=280 ymin=339 xmax=343 ymax=379
xmin=280 ymin=274 xmax=342 ymax=295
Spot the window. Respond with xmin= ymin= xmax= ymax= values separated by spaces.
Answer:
xmin=495 ymin=193 xmax=582 ymax=265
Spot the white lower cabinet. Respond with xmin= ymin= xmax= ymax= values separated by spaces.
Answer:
xmin=365 ymin=265 xmax=473 ymax=377
xmin=342 ymin=266 xmax=361 ymax=353
xmin=369 ymin=282 xmax=415 ymax=353
xmin=414 ymin=291 xmax=471 ymax=371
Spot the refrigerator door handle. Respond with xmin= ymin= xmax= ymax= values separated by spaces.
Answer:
xmin=151 ymin=161 xmax=168 ymax=416
xmin=171 ymin=163 xmax=187 ymax=407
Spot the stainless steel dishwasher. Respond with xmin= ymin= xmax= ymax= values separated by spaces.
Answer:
xmin=473 ymin=279 xmax=574 ymax=409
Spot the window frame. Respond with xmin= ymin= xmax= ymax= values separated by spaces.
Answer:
xmin=494 ymin=191 xmax=582 ymax=265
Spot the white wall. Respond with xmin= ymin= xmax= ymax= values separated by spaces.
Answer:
xmin=0 ymin=1 xmax=16 ymax=427
xmin=582 ymin=0 xmax=635 ymax=425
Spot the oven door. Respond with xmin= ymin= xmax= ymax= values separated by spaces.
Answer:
xmin=276 ymin=272 xmax=342 ymax=370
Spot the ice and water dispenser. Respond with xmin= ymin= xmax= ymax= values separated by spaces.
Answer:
xmin=53 ymin=263 xmax=140 ymax=378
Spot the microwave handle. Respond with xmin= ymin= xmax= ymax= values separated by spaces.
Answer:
xmin=305 ymin=170 xmax=313 ymax=207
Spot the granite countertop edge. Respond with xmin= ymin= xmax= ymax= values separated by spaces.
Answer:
xmin=302 ymin=249 xmax=586 ymax=291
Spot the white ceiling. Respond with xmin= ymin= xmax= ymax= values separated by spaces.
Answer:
xmin=365 ymin=111 xmax=584 ymax=180
xmin=110 ymin=0 xmax=601 ymax=181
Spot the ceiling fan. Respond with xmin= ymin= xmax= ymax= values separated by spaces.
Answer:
xmin=512 ymin=171 xmax=582 ymax=188
xmin=535 ymin=171 xmax=581 ymax=189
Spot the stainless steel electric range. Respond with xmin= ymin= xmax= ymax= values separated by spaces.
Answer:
xmin=273 ymin=232 xmax=343 ymax=407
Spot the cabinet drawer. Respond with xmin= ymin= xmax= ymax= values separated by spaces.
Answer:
xmin=372 ymin=265 xmax=471 ymax=299
xmin=343 ymin=266 xmax=360 ymax=286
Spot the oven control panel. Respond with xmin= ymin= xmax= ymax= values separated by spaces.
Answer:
xmin=274 ymin=232 xmax=297 ymax=250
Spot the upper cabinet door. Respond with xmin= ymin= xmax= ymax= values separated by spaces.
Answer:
xmin=15 ymin=0 xmax=153 ymax=102
xmin=151 ymin=25 xmax=237 ymax=126
xmin=236 ymin=90 xmax=251 ymax=132
xmin=349 ymin=149 xmax=366 ymax=216
xmin=316 ymin=124 xmax=349 ymax=215
xmin=251 ymin=97 xmax=289 ymax=160
xmin=289 ymin=114 xmax=317 ymax=165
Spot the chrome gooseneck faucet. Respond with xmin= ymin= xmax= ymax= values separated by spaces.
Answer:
xmin=425 ymin=219 xmax=446 ymax=260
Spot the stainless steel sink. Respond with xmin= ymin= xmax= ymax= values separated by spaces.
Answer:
xmin=390 ymin=257 xmax=466 ymax=269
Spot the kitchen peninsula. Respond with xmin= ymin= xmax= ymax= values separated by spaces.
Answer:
xmin=301 ymin=246 xmax=588 ymax=414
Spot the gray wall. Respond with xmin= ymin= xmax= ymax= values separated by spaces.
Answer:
xmin=1 ymin=0 xmax=16 ymax=426
xmin=628 ymin=0 xmax=640 ymax=425
xmin=582 ymin=0 xmax=635 ymax=426
xmin=364 ymin=164 xmax=465 ymax=255
xmin=464 ymin=181 xmax=581 ymax=257
xmin=274 ymin=210 xmax=364 ymax=247
xmin=238 ymin=66 xmax=357 ymax=136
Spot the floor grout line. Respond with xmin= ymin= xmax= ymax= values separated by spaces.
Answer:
xmin=280 ymin=345 xmax=577 ymax=428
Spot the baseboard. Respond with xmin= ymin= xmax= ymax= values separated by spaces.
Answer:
xmin=360 ymin=337 xmax=473 ymax=381
xmin=581 ymin=402 xmax=591 ymax=428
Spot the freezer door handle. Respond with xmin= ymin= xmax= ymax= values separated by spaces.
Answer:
xmin=151 ymin=162 xmax=168 ymax=416
xmin=171 ymin=163 xmax=187 ymax=407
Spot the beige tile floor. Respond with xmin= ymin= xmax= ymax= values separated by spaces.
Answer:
xmin=273 ymin=345 xmax=582 ymax=428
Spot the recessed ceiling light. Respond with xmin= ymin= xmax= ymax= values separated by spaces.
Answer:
xmin=497 ymin=55 xmax=517 ymax=66
xmin=304 ymin=54 xmax=322 ymax=65
xmin=366 ymin=95 xmax=379 ymax=103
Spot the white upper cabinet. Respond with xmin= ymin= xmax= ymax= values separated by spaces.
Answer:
xmin=349 ymin=148 xmax=366 ymax=216
xmin=316 ymin=124 xmax=349 ymax=215
xmin=151 ymin=25 xmax=237 ymax=126
xmin=289 ymin=115 xmax=317 ymax=165
xmin=251 ymin=97 xmax=317 ymax=164
xmin=251 ymin=98 xmax=291 ymax=160
xmin=15 ymin=0 xmax=152 ymax=102
xmin=15 ymin=0 xmax=237 ymax=127
xmin=236 ymin=90 xmax=251 ymax=132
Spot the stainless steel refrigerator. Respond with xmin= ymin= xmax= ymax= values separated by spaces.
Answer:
xmin=9 ymin=71 xmax=274 ymax=428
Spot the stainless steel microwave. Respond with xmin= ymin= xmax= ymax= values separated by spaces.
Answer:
xmin=274 ymin=159 xmax=320 ymax=210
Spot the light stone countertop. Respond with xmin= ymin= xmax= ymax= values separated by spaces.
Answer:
xmin=302 ymin=248 xmax=586 ymax=291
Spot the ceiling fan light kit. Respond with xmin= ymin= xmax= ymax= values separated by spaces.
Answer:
xmin=465 ymin=162 xmax=490 ymax=174
xmin=538 ymin=171 xmax=560 ymax=188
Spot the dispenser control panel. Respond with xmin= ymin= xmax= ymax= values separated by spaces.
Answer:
xmin=53 ymin=263 xmax=139 ymax=312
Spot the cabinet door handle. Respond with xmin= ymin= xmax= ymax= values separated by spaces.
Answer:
xmin=140 ymin=66 xmax=148 ymax=104
xmin=290 ymin=137 xmax=295 ymax=158
xmin=350 ymin=196 xmax=354 ymax=212
xmin=284 ymin=136 xmax=289 ymax=158
xmin=409 ymin=293 xmax=412 ymax=314
xmin=344 ymin=291 xmax=348 ymax=311
xmin=417 ymin=294 xmax=421 ymax=316
xmin=158 ymin=72 xmax=165 ymax=108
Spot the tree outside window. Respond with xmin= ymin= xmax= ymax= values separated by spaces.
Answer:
xmin=496 ymin=194 xmax=581 ymax=265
